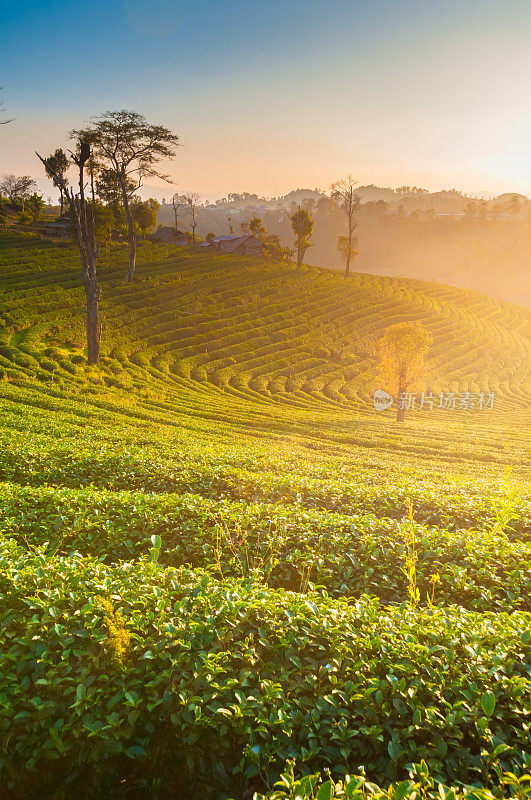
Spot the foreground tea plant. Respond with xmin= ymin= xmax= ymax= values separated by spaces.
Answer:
xmin=1 ymin=539 xmax=530 ymax=799
xmin=252 ymin=760 xmax=531 ymax=800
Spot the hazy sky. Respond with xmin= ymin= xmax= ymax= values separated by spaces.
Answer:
xmin=1 ymin=0 xmax=530 ymax=199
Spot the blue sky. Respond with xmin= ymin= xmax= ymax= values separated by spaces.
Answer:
xmin=1 ymin=0 xmax=530 ymax=198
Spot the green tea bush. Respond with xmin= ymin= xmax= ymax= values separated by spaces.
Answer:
xmin=252 ymin=760 xmax=531 ymax=800
xmin=1 ymin=538 xmax=530 ymax=799
xmin=0 ymin=229 xmax=530 ymax=800
xmin=1 ymin=483 xmax=529 ymax=611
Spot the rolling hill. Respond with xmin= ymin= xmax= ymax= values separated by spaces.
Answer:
xmin=0 ymin=230 xmax=530 ymax=799
xmin=0 ymin=230 xmax=529 ymax=416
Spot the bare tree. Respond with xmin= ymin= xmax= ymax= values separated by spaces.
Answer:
xmin=184 ymin=192 xmax=200 ymax=241
xmin=75 ymin=110 xmax=179 ymax=282
xmin=331 ymin=175 xmax=360 ymax=276
xmin=172 ymin=192 xmax=187 ymax=230
xmin=36 ymin=137 xmax=101 ymax=364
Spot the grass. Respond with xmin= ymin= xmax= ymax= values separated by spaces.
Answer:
xmin=0 ymin=230 xmax=529 ymax=799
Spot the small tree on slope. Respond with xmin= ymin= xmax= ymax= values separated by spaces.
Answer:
xmin=331 ymin=175 xmax=360 ymax=276
xmin=289 ymin=206 xmax=314 ymax=266
xmin=43 ymin=148 xmax=69 ymax=214
xmin=379 ymin=321 xmax=432 ymax=422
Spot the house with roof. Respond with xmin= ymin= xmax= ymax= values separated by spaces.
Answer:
xmin=202 ymin=234 xmax=264 ymax=257
xmin=150 ymin=226 xmax=191 ymax=245
xmin=45 ymin=214 xmax=72 ymax=238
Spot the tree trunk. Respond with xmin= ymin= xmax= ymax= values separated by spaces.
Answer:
xmin=345 ymin=230 xmax=351 ymax=276
xmin=36 ymin=145 xmax=101 ymax=366
xmin=396 ymin=381 xmax=406 ymax=422
xmin=85 ymin=279 xmax=100 ymax=364
xmin=60 ymin=189 xmax=64 ymax=215
xmin=297 ymin=239 xmax=302 ymax=266
xmin=119 ymin=168 xmax=136 ymax=282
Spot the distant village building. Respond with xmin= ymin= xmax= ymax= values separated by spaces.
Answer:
xmin=202 ymin=234 xmax=265 ymax=256
xmin=45 ymin=214 xmax=72 ymax=238
xmin=150 ymin=226 xmax=191 ymax=245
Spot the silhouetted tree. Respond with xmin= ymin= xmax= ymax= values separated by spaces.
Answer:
xmin=77 ymin=110 xmax=179 ymax=281
xmin=331 ymin=175 xmax=360 ymax=276
xmin=337 ymin=234 xmax=358 ymax=272
xmin=289 ymin=207 xmax=313 ymax=266
xmin=95 ymin=166 xmax=136 ymax=224
xmin=37 ymin=137 xmax=101 ymax=364
xmin=184 ymin=192 xmax=200 ymax=241
xmin=172 ymin=192 xmax=187 ymax=230
xmin=43 ymin=149 xmax=69 ymax=214
xmin=0 ymin=174 xmax=37 ymax=204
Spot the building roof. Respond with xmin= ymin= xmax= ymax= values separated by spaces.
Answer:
xmin=151 ymin=226 xmax=189 ymax=240
xmin=155 ymin=226 xmax=187 ymax=234
xmin=201 ymin=234 xmax=264 ymax=253
xmin=46 ymin=213 xmax=71 ymax=227
xmin=208 ymin=234 xmax=264 ymax=253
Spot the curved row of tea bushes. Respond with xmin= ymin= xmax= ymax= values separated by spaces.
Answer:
xmin=1 ymin=483 xmax=530 ymax=612
xmin=1 ymin=231 xmax=529 ymax=414
xmin=0 ymin=437 xmax=528 ymax=532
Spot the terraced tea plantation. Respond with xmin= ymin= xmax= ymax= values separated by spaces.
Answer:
xmin=0 ymin=231 xmax=530 ymax=800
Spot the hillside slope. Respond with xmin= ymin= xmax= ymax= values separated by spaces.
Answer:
xmin=0 ymin=231 xmax=529 ymax=418
xmin=0 ymin=231 xmax=530 ymax=798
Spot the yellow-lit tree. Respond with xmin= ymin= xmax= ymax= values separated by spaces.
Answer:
xmin=337 ymin=234 xmax=358 ymax=272
xmin=379 ymin=321 xmax=432 ymax=421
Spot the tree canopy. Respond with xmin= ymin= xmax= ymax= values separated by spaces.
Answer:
xmin=289 ymin=207 xmax=314 ymax=266
xmin=75 ymin=110 xmax=179 ymax=281
xmin=379 ymin=321 xmax=433 ymax=421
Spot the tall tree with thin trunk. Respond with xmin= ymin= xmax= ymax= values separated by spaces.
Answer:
xmin=337 ymin=234 xmax=358 ymax=273
xmin=184 ymin=192 xmax=200 ymax=241
xmin=37 ymin=137 xmax=101 ymax=365
xmin=289 ymin=206 xmax=314 ymax=266
xmin=172 ymin=192 xmax=186 ymax=230
xmin=43 ymin=149 xmax=69 ymax=214
xmin=331 ymin=175 xmax=360 ymax=276
xmin=76 ymin=110 xmax=179 ymax=282
xmin=379 ymin=322 xmax=432 ymax=422
xmin=87 ymin=153 xmax=99 ymax=205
